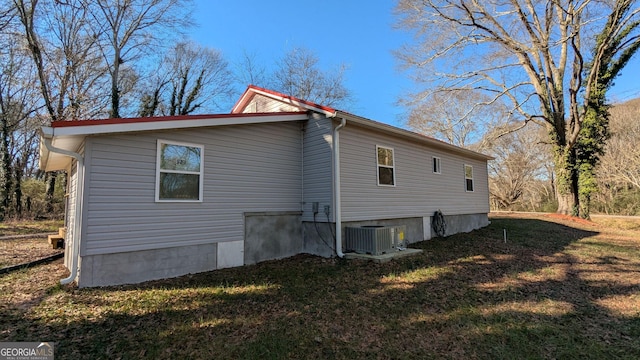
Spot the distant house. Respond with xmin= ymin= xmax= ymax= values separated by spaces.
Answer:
xmin=39 ymin=85 xmax=492 ymax=287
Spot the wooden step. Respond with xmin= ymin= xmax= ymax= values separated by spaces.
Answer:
xmin=47 ymin=227 xmax=67 ymax=249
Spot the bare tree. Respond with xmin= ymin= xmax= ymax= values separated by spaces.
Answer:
xmin=12 ymin=0 xmax=110 ymax=212
xmin=13 ymin=0 xmax=110 ymax=120
xmin=6 ymin=0 xmax=197 ymax=216
xmin=273 ymin=47 xmax=352 ymax=108
xmin=139 ymin=41 xmax=235 ymax=117
xmin=0 ymin=2 xmax=54 ymax=218
xmin=396 ymin=0 xmax=640 ymax=216
xmin=486 ymin=124 xmax=551 ymax=210
xmin=13 ymin=0 xmax=58 ymax=122
xmin=0 ymin=46 xmax=38 ymax=216
xmin=46 ymin=0 xmax=110 ymax=119
xmin=89 ymin=0 xmax=193 ymax=118
xmin=597 ymin=98 xmax=640 ymax=195
xmin=406 ymin=89 xmax=509 ymax=148
xmin=234 ymin=50 xmax=270 ymax=89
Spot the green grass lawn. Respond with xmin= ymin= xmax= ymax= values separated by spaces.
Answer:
xmin=2 ymin=213 xmax=640 ymax=359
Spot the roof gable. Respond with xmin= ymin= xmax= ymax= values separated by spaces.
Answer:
xmin=232 ymin=85 xmax=336 ymax=117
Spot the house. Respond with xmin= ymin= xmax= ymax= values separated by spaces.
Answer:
xmin=39 ymin=85 xmax=493 ymax=287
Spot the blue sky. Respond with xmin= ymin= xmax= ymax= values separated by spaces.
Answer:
xmin=190 ymin=0 xmax=639 ymax=127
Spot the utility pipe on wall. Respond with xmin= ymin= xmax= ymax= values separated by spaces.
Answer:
xmin=333 ymin=117 xmax=346 ymax=258
xmin=43 ymin=137 xmax=84 ymax=285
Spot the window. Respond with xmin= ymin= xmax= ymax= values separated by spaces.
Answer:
xmin=156 ymin=140 xmax=204 ymax=202
xmin=376 ymin=145 xmax=395 ymax=186
xmin=433 ymin=156 xmax=441 ymax=174
xmin=464 ymin=164 xmax=474 ymax=192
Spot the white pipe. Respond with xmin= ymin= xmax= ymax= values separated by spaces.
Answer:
xmin=43 ymin=137 xmax=84 ymax=285
xmin=333 ymin=117 xmax=346 ymax=257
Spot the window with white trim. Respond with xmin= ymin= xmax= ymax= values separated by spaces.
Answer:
xmin=156 ymin=140 xmax=204 ymax=202
xmin=376 ymin=145 xmax=395 ymax=186
xmin=433 ymin=156 xmax=441 ymax=174
xmin=464 ymin=164 xmax=474 ymax=192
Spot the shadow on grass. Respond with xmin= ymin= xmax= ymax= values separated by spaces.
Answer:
xmin=4 ymin=217 xmax=640 ymax=359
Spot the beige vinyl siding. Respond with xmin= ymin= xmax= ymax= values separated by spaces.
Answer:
xmin=242 ymin=94 xmax=301 ymax=113
xmin=81 ymin=121 xmax=303 ymax=256
xmin=339 ymin=124 xmax=490 ymax=221
xmin=301 ymin=114 xmax=334 ymax=222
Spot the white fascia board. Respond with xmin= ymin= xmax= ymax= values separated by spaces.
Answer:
xmin=49 ymin=113 xmax=309 ymax=137
xmin=38 ymin=134 xmax=50 ymax=170
xmin=231 ymin=90 xmax=253 ymax=113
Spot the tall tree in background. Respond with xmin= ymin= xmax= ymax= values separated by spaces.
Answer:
xmin=273 ymin=47 xmax=352 ymax=108
xmin=232 ymin=47 xmax=353 ymax=109
xmin=575 ymin=0 xmax=640 ymax=217
xmin=139 ymin=41 xmax=235 ymax=116
xmin=406 ymin=89 xmax=507 ymax=148
xmin=595 ymin=98 xmax=640 ymax=214
xmin=9 ymin=0 xmax=193 ymax=215
xmin=90 ymin=0 xmax=192 ymax=118
xmin=12 ymin=0 xmax=105 ymax=120
xmin=0 ymin=36 xmax=39 ymax=217
xmin=486 ymin=125 xmax=552 ymax=210
xmin=396 ymin=0 xmax=640 ymax=216
xmin=46 ymin=0 xmax=110 ymax=120
xmin=13 ymin=0 xmax=112 ymax=213
xmin=235 ymin=50 xmax=270 ymax=90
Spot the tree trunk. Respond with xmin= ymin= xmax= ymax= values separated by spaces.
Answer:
xmin=110 ymin=48 xmax=121 ymax=119
xmin=0 ymin=118 xmax=12 ymax=218
xmin=556 ymin=189 xmax=578 ymax=215
xmin=554 ymin=146 xmax=580 ymax=216
xmin=14 ymin=159 xmax=23 ymax=217
xmin=110 ymin=73 xmax=120 ymax=118
xmin=45 ymin=172 xmax=57 ymax=214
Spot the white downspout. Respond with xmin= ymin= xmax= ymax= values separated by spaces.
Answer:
xmin=43 ymin=137 xmax=84 ymax=285
xmin=333 ymin=117 xmax=346 ymax=257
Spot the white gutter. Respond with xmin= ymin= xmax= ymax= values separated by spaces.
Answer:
xmin=333 ymin=117 xmax=346 ymax=258
xmin=43 ymin=136 xmax=84 ymax=285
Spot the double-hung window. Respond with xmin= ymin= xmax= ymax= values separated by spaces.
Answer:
xmin=376 ymin=145 xmax=395 ymax=186
xmin=464 ymin=164 xmax=474 ymax=192
xmin=156 ymin=140 xmax=204 ymax=202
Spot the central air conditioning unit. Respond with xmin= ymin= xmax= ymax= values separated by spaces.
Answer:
xmin=345 ymin=225 xmax=406 ymax=255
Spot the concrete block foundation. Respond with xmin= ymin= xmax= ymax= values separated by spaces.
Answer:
xmin=75 ymin=212 xmax=490 ymax=287
xmin=438 ymin=213 xmax=490 ymax=237
xmin=302 ymin=221 xmax=336 ymax=258
xmin=78 ymin=242 xmax=218 ymax=287
xmin=244 ymin=212 xmax=303 ymax=265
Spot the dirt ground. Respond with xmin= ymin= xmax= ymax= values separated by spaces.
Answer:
xmin=0 ymin=237 xmax=63 ymax=268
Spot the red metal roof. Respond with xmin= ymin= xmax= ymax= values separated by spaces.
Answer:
xmin=50 ymin=111 xmax=307 ymax=128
